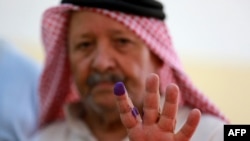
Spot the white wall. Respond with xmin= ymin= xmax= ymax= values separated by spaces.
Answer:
xmin=162 ymin=0 xmax=250 ymax=65
xmin=0 ymin=0 xmax=59 ymax=46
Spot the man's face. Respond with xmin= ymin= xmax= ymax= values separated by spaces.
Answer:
xmin=68 ymin=11 xmax=162 ymax=114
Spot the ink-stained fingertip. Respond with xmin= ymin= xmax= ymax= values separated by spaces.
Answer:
xmin=114 ymin=82 xmax=125 ymax=96
xmin=131 ymin=107 xmax=140 ymax=118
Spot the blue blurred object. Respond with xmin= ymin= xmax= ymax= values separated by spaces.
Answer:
xmin=0 ymin=38 xmax=42 ymax=141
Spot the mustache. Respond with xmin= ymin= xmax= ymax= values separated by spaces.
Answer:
xmin=86 ymin=72 xmax=125 ymax=87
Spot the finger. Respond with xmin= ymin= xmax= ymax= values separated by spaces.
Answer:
xmin=176 ymin=109 xmax=201 ymax=140
xmin=114 ymin=82 xmax=142 ymax=129
xmin=143 ymin=73 xmax=161 ymax=125
xmin=158 ymin=84 xmax=179 ymax=132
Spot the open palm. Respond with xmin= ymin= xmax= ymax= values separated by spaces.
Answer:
xmin=114 ymin=73 xmax=201 ymax=141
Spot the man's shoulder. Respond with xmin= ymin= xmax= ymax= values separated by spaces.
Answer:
xmin=177 ymin=106 xmax=225 ymax=141
xmin=31 ymin=120 xmax=68 ymax=141
xmin=195 ymin=114 xmax=225 ymax=141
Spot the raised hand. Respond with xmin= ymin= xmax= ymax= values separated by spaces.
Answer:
xmin=113 ymin=73 xmax=201 ymax=141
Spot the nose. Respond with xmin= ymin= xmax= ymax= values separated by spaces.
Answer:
xmin=91 ymin=45 xmax=116 ymax=72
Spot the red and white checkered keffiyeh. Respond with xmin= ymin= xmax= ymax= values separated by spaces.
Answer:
xmin=39 ymin=4 xmax=229 ymax=128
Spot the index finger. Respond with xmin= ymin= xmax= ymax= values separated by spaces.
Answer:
xmin=114 ymin=82 xmax=142 ymax=129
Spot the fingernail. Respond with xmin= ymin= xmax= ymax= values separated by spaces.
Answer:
xmin=131 ymin=107 xmax=139 ymax=118
xmin=114 ymin=82 xmax=125 ymax=96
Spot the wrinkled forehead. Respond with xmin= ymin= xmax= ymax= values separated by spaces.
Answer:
xmin=67 ymin=10 xmax=143 ymax=40
xmin=68 ymin=10 xmax=131 ymax=31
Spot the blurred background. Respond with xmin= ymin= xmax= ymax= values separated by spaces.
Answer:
xmin=0 ymin=0 xmax=249 ymax=124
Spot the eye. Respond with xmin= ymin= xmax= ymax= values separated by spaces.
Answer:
xmin=118 ymin=38 xmax=130 ymax=44
xmin=76 ymin=41 xmax=94 ymax=50
xmin=79 ymin=41 xmax=92 ymax=48
xmin=115 ymin=38 xmax=132 ymax=47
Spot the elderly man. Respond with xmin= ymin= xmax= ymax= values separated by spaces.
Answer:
xmin=33 ymin=0 xmax=229 ymax=141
